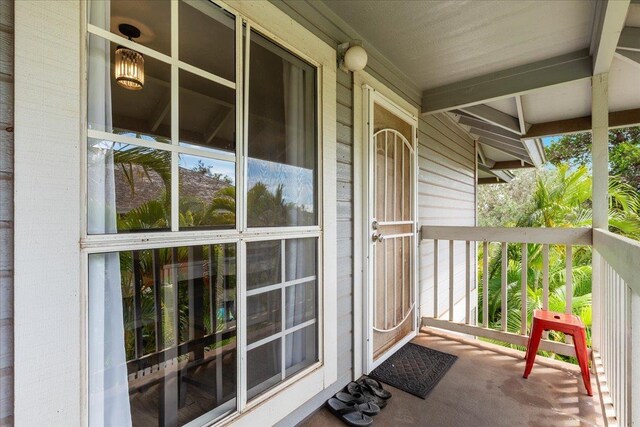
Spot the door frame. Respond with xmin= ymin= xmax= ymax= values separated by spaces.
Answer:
xmin=353 ymin=72 xmax=419 ymax=376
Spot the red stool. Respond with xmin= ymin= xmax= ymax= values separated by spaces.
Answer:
xmin=523 ymin=309 xmax=592 ymax=396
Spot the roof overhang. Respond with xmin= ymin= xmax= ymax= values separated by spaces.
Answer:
xmin=323 ymin=0 xmax=639 ymax=179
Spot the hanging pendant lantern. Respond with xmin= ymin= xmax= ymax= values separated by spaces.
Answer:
xmin=115 ymin=24 xmax=144 ymax=91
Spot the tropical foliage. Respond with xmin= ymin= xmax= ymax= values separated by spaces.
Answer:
xmin=478 ymin=164 xmax=640 ymax=360
xmin=546 ymin=127 xmax=640 ymax=191
xmin=111 ymin=144 xmax=311 ymax=360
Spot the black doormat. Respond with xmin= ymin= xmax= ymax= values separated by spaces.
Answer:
xmin=369 ymin=343 xmax=457 ymax=399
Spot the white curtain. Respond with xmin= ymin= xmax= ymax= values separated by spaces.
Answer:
xmin=87 ymin=2 xmax=133 ymax=425
xmin=283 ymin=62 xmax=314 ymax=369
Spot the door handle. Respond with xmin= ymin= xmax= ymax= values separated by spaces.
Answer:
xmin=371 ymin=233 xmax=384 ymax=242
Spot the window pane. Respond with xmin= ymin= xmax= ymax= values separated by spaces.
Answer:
xmin=285 ymin=281 xmax=316 ymax=329
xmin=247 ymin=31 xmax=317 ymax=227
xmin=88 ymin=34 xmax=172 ymax=143
xmin=179 ymin=0 xmax=235 ymax=82
xmin=88 ymin=139 xmax=171 ymax=234
xmin=247 ymin=339 xmax=281 ymax=400
xmin=89 ymin=0 xmax=171 ymax=56
xmin=179 ymin=154 xmax=236 ymax=230
xmin=285 ymin=238 xmax=316 ymax=281
xmin=88 ymin=243 xmax=237 ymax=426
xmin=247 ymin=290 xmax=281 ymax=345
xmin=246 ymin=241 xmax=281 ymax=291
xmin=285 ymin=324 xmax=317 ymax=378
xmin=179 ymin=69 xmax=236 ymax=154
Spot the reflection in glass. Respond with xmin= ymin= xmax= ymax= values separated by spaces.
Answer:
xmin=247 ymin=291 xmax=281 ymax=345
xmin=179 ymin=69 xmax=236 ymax=154
xmin=285 ymin=324 xmax=317 ymax=378
xmin=178 ymin=154 xmax=236 ymax=230
xmin=88 ymin=34 xmax=172 ymax=143
xmin=247 ymin=31 xmax=317 ymax=227
xmin=89 ymin=243 xmax=237 ymax=426
xmin=247 ymin=339 xmax=281 ymax=400
xmin=244 ymin=238 xmax=318 ymax=401
xmin=88 ymin=139 xmax=171 ymax=234
xmin=179 ymin=1 xmax=235 ymax=82
xmin=90 ymin=0 xmax=172 ymax=56
xmin=246 ymin=241 xmax=282 ymax=291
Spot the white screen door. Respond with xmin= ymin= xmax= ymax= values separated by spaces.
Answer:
xmin=364 ymin=89 xmax=418 ymax=371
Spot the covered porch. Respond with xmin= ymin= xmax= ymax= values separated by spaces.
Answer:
xmin=285 ymin=0 xmax=640 ymax=424
xmin=304 ymin=329 xmax=603 ymax=427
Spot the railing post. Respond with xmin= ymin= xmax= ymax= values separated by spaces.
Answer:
xmin=465 ymin=241 xmax=471 ymax=325
xmin=592 ymin=251 xmax=603 ymax=351
xmin=501 ymin=242 xmax=507 ymax=332
xmin=565 ymin=245 xmax=572 ymax=314
xmin=631 ymin=289 xmax=640 ymax=425
xmin=433 ymin=239 xmax=439 ymax=318
xmin=482 ymin=241 xmax=488 ymax=328
xmin=521 ymin=243 xmax=527 ymax=335
xmin=449 ymin=240 xmax=455 ymax=322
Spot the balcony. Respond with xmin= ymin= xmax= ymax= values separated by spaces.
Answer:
xmin=304 ymin=329 xmax=603 ymax=426
xmin=307 ymin=226 xmax=640 ymax=426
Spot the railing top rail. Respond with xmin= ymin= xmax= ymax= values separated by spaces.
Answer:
xmin=420 ymin=226 xmax=593 ymax=246
xmin=593 ymin=228 xmax=640 ymax=295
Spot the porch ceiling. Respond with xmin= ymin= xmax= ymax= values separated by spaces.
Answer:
xmin=324 ymin=0 xmax=596 ymax=90
xmin=324 ymin=0 xmax=640 ymax=182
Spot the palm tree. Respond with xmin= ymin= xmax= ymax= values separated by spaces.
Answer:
xmin=479 ymin=165 xmax=640 ymax=359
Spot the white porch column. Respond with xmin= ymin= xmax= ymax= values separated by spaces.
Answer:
xmin=590 ymin=73 xmax=609 ymax=351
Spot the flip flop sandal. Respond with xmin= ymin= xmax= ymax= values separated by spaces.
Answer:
xmin=325 ymin=398 xmax=373 ymax=426
xmin=346 ymin=381 xmax=387 ymax=409
xmin=335 ymin=392 xmax=381 ymax=416
xmin=358 ymin=377 xmax=392 ymax=400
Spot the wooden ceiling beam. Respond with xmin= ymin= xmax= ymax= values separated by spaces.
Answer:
xmin=478 ymin=177 xmax=505 ymax=184
xmin=590 ymin=0 xmax=631 ymax=74
xmin=459 ymin=115 xmax=523 ymax=141
xmin=491 ymin=160 xmax=533 ymax=170
xmin=458 ymin=104 xmax=522 ymax=135
xmin=477 ymin=138 xmax=531 ymax=163
xmin=615 ymin=49 xmax=640 ymax=68
xmin=618 ymin=26 xmax=640 ymax=53
xmin=421 ymin=50 xmax=592 ymax=114
xmin=523 ymin=108 xmax=640 ymax=139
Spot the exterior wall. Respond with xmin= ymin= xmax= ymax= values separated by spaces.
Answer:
xmin=0 ymin=0 xmax=14 ymax=425
xmin=13 ymin=1 xmax=82 ymax=424
xmin=417 ymin=114 xmax=477 ymax=322
xmin=4 ymin=0 xmax=477 ymax=425
xmin=335 ymin=69 xmax=355 ymax=381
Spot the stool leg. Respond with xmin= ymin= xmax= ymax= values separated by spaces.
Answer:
xmin=523 ymin=318 xmax=543 ymax=379
xmin=573 ymin=328 xmax=592 ymax=396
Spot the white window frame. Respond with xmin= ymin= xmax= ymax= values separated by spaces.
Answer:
xmin=13 ymin=0 xmax=336 ymax=425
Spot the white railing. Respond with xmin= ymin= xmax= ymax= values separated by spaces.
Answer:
xmin=420 ymin=225 xmax=640 ymax=425
xmin=592 ymin=229 xmax=640 ymax=426
xmin=420 ymin=226 xmax=592 ymax=358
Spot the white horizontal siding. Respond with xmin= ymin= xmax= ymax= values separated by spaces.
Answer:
xmin=13 ymin=1 xmax=82 ymax=424
xmin=417 ymin=113 xmax=477 ymax=323
xmin=0 ymin=0 xmax=13 ymax=425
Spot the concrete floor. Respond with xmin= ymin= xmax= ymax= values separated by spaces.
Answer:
xmin=300 ymin=330 xmax=603 ymax=427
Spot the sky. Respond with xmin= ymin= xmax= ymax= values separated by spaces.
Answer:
xmin=542 ymin=136 xmax=561 ymax=147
